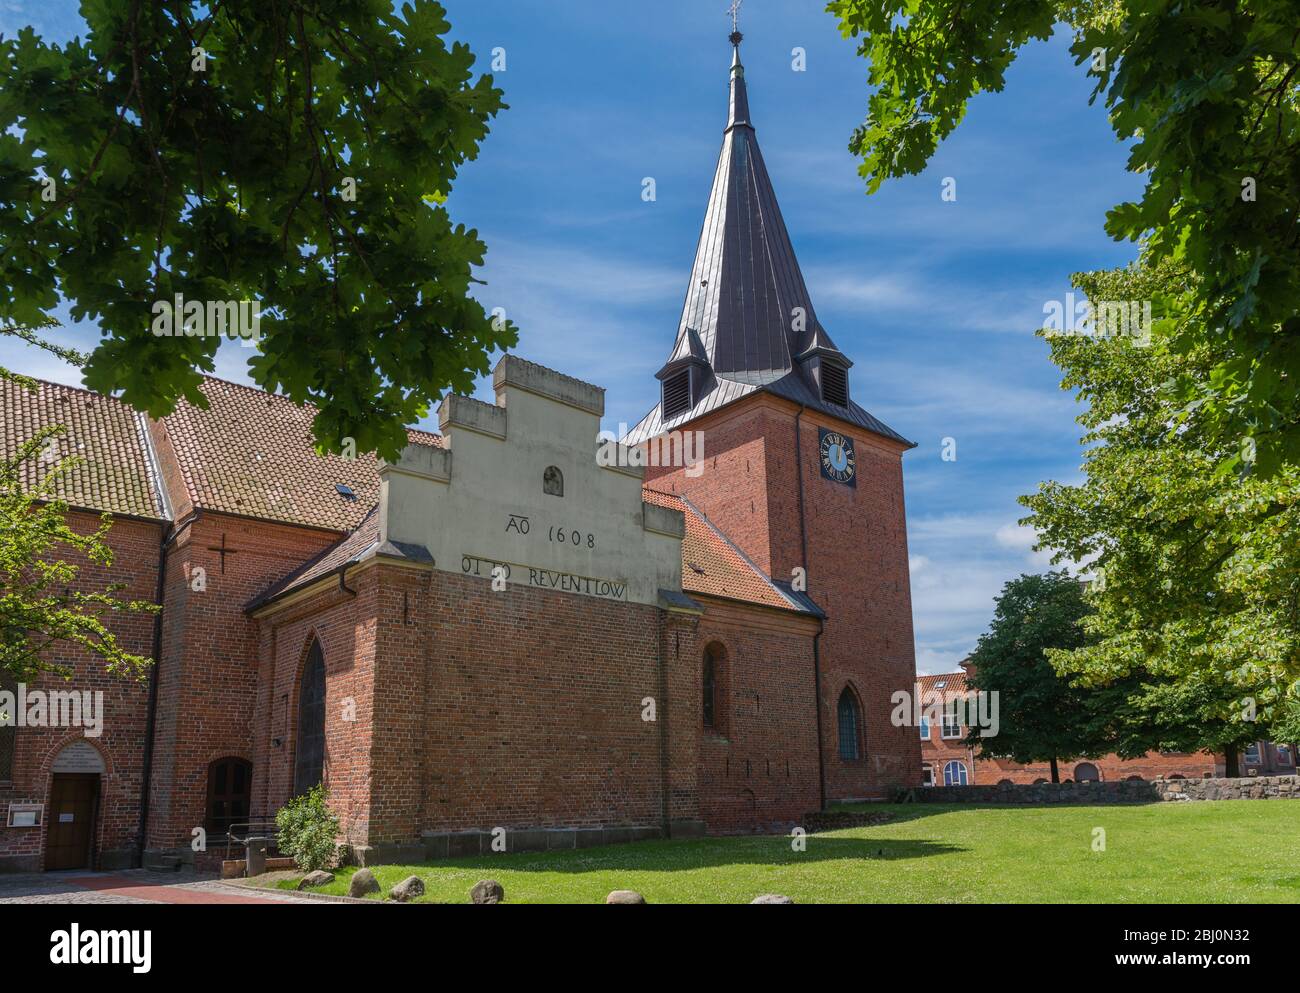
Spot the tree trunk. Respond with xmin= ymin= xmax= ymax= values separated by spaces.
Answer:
xmin=1224 ymin=742 xmax=1240 ymax=778
xmin=1050 ymin=756 xmax=1059 ymax=783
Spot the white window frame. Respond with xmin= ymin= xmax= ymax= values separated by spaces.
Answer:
xmin=919 ymin=716 xmax=930 ymax=740
xmin=941 ymin=705 xmax=962 ymax=739
xmin=921 ymin=763 xmax=935 ymax=787
xmin=1244 ymin=742 xmax=1261 ymax=765
xmin=943 ymin=760 xmax=968 ymax=786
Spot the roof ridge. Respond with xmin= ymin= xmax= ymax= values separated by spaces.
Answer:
xmin=19 ymin=376 xmax=129 ymax=402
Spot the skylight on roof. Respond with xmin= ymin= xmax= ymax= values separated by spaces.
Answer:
xmin=935 ymin=681 xmax=947 ymax=689
xmin=336 ymin=484 xmax=357 ymax=501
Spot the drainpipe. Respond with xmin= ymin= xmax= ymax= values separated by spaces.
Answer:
xmin=657 ymin=621 xmax=671 ymax=838
xmin=135 ymin=519 xmax=175 ymax=867
xmin=794 ymin=405 xmax=827 ymax=812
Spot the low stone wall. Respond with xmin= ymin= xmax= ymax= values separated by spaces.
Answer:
xmin=913 ymin=775 xmax=1300 ymax=804
xmin=804 ymin=810 xmax=895 ymax=833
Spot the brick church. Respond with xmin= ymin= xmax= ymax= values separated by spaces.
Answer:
xmin=0 ymin=33 xmax=920 ymax=872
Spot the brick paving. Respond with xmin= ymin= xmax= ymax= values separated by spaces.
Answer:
xmin=0 ymin=869 xmax=327 ymax=905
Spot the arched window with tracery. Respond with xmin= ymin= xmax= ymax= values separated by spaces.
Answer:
xmin=837 ymin=687 xmax=862 ymax=761
xmin=294 ymin=639 xmax=326 ymax=795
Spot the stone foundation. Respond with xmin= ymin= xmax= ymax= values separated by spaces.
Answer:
xmin=345 ymin=822 xmax=703 ymax=866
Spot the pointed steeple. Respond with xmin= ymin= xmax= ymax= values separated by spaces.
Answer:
xmin=727 ymin=33 xmax=750 ymax=131
xmin=634 ymin=27 xmax=910 ymax=449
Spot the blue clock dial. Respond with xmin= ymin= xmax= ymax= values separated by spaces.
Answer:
xmin=818 ymin=429 xmax=857 ymax=486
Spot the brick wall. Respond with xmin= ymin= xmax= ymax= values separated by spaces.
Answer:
xmin=647 ymin=394 xmax=921 ymax=800
xmin=973 ymin=752 xmax=1222 ymax=784
xmin=919 ymin=726 xmax=1220 ymax=786
xmin=403 ymin=567 xmax=692 ymax=838
xmin=252 ymin=570 xmax=378 ymax=854
xmin=144 ymin=511 xmax=341 ymax=860
xmin=694 ymin=597 xmax=821 ymax=831
xmin=0 ymin=512 xmax=162 ymax=872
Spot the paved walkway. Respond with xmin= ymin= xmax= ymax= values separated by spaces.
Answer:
xmin=0 ymin=869 xmax=326 ymax=905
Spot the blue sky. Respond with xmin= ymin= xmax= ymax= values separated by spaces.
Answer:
xmin=0 ymin=1 xmax=1144 ymax=673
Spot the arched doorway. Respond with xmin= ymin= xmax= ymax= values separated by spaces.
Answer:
xmin=206 ymin=757 xmax=253 ymax=838
xmin=46 ymin=741 xmax=105 ymax=871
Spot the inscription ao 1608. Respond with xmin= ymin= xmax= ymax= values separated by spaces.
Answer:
xmin=505 ymin=514 xmax=597 ymax=549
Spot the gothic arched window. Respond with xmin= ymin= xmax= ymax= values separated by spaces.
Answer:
xmin=294 ymin=639 xmax=326 ymax=796
xmin=837 ymin=688 xmax=861 ymax=761
xmin=702 ymin=642 xmax=725 ymax=734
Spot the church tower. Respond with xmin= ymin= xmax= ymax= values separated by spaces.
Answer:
xmin=629 ymin=27 xmax=920 ymax=800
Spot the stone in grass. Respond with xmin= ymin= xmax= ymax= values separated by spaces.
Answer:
xmin=470 ymin=879 xmax=505 ymax=904
xmin=389 ymin=875 xmax=425 ymax=903
xmin=348 ymin=867 xmax=381 ymax=899
xmin=605 ymin=890 xmax=646 ymax=904
xmin=750 ymin=894 xmax=794 ymax=904
xmin=297 ymin=870 xmax=335 ymax=891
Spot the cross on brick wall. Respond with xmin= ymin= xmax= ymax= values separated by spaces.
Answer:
xmin=207 ymin=533 xmax=240 ymax=574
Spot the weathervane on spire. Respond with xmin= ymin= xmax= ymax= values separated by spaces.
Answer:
xmin=728 ymin=0 xmax=744 ymax=45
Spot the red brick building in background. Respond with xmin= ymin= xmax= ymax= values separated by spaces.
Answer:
xmin=917 ymin=664 xmax=1297 ymax=787
xmin=0 ymin=33 xmax=920 ymax=871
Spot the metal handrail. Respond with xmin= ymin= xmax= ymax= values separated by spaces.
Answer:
xmin=223 ymin=820 xmax=281 ymax=859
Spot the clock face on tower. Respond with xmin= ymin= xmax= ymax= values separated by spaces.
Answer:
xmin=818 ymin=429 xmax=857 ymax=487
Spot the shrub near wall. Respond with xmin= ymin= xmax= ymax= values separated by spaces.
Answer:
xmin=914 ymin=776 xmax=1300 ymax=804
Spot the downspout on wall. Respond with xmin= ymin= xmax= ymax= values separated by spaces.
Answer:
xmin=794 ymin=405 xmax=827 ymax=811
xmin=134 ymin=408 xmax=182 ymax=868
xmin=657 ymin=618 xmax=671 ymax=838
xmin=135 ymin=521 xmax=171 ymax=867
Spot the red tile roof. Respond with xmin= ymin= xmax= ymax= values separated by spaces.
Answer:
xmin=1 ymin=378 xmax=167 ymax=519
xmin=157 ymin=378 xmax=441 ymax=532
xmin=916 ymin=670 xmax=969 ymax=695
xmin=643 ymin=487 xmax=812 ymax=613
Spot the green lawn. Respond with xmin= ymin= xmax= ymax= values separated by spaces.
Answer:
xmin=269 ymin=801 xmax=1300 ymax=904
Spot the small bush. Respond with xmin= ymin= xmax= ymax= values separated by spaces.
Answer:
xmin=275 ymin=785 xmax=340 ymax=872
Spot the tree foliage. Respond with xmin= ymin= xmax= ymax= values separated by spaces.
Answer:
xmin=1021 ymin=261 xmax=1300 ymax=742
xmin=829 ymin=0 xmax=1300 ymax=473
xmin=963 ymin=571 xmax=1107 ymax=779
xmin=1091 ymin=668 xmax=1292 ymax=776
xmin=0 ymin=421 xmax=158 ymax=682
xmin=0 ymin=1 xmax=516 ymax=460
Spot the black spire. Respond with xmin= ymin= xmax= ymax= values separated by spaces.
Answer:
xmin=629 ymin=23 xmax=911 ymax=448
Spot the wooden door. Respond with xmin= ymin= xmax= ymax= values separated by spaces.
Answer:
xmin=46 ymin=773 xmax=99 ymax=870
